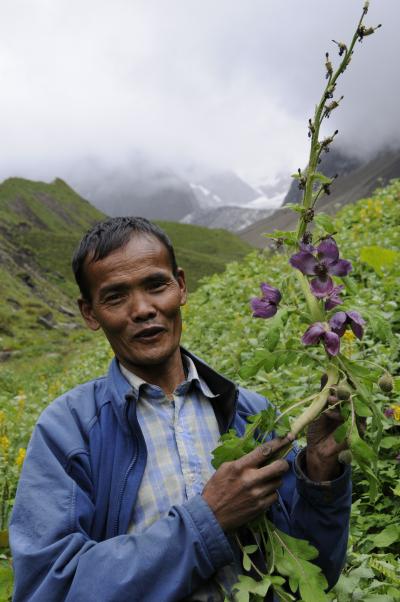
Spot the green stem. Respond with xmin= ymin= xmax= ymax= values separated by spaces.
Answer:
xmin=296 ymin=8 xmax=368 ymax=241
xmin=290 ymin=364 xmax=338 ymax=438
xmin=294 ymin=270 xmax=324 ymax=322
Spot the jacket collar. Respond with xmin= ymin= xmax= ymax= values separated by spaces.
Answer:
xmin=106 ymin=347 xmax=238 ymax=434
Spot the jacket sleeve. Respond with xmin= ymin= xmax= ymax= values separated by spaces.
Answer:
xmin=10 ymin=421 xmax=234 ymax=602
xmin=278 ymin=447 xmax=351 ymax=589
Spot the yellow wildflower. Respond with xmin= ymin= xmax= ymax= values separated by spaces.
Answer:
xmin=343 ymin=330 xmax=356 ymax=342
xmin=16 ymin=447 xmax=26 ymax=469
xmin=392 ymin=405 xmax=400 ymax=422
xmin=0 ymin=435 xmax=10 ymax=454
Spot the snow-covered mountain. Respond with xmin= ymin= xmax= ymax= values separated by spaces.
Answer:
xmin=67 ymin=157 xmax=282 ymax=231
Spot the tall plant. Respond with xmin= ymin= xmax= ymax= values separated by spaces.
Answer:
xmin=211 ymin=3 xmax=389 ymax=600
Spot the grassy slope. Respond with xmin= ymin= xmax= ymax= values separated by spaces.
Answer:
xmin=0 ymin=177 xmax=252 ymax=361
xmin=0 ymin=181 xmax=399 ymax=599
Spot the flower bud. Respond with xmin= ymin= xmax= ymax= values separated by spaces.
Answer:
xmin=378 ymin=373 xmax=394 ymax=393
xmin=336 ymin=384 xmax=351 ymax=401
xmin=338 ymin=450 xmax=353 ymax=465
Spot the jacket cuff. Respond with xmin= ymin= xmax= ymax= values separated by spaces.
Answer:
xmin=184 ymin=495 xmax=234 ymax=569
xmin=294 ymin=449 xmax=351 ymax=504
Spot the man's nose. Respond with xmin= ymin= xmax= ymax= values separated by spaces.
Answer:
xmin=129 ymin=292 xmax=157 ymax=322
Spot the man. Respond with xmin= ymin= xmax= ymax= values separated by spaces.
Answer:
xmin=10 ymin=217 xmax=351 ymax=601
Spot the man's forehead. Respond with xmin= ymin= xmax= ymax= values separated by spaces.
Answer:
xmin=83 ymin=233 xmax=174 ymax=287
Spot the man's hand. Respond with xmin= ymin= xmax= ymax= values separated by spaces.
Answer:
xmin=305 ymin=396 xmax=346 ymax=482
xmin=202 ymin=437 xmax=291 ymax=532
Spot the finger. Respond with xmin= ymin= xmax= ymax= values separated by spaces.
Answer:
xmin=237 ymin=437 xmax=293 ymax=469
xmin=256 ymin=459 xmax=290 ymax=483
xmin=256 ymin=478 xmax=283 ymax=496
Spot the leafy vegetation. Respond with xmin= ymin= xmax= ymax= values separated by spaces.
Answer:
xmin=0 ymin=179 xmax=398 ymax=599
xmin=182 ymin=180 xmax=400 ymax=600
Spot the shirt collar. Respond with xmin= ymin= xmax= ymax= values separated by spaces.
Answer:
xmin=119 ymin=354 xmax=216 ymax=399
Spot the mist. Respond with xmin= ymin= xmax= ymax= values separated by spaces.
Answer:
xmin=0 ymin=0 xmax=398 ymax=187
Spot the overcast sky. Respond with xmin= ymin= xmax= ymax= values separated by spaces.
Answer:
xmin=0 ymin=0 xmax=398 ymax=187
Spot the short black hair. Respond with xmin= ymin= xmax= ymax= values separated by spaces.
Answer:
xmin=72 ymin=216 xmax=178 ymax=300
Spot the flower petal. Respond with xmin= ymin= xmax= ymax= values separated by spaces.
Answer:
xmin=324 ymin=285 xmax=344 ymax=310
xmin=310 ymin=275 xmax=334 ymax=298
xmin=250 ymin=298 xmax=277 ymax=319
xmin=329 ymin=311 xmax=347 ymax=336
xmin=317 ymin=237 xmax=339 ymax=262
xmin=260 ymin=282 xmax=282 ymax=305
xmin=329 ymin=259 xmax=353 ymax=277
xmin=323 ymin=331 xmax=340 ymax=356
xmin=289 ymin=251 xmax=318 ymax=275
xmin=347 ymin=310 xmax=365 ymax=339
xmin=301 ymin=322 xmax=326 ymax=345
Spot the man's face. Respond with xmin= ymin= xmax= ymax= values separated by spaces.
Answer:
xmin=78 ymin=234 xmax=187 ymax=379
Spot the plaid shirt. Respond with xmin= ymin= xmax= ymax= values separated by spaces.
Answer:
xmin=120 ymin=355 xmax=239 ymax=601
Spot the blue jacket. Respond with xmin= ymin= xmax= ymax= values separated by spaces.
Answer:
xmin=10 ymin=351 xmax=351 ymax=601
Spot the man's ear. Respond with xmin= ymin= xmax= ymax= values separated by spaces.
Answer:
xmin=177 ymin=268 xmax=188 ymax=306
xmin=78 ymin=298 xmax=101 ymax=331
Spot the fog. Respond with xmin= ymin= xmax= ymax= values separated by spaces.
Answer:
xmin=0 ymin=0 xmax=398 ymax=187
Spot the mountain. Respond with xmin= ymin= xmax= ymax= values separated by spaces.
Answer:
xmin=0 ymin=177 xmax=106 ymax=360
xmin=188 ymin=170 xmax=260 ymax=207
xmin=68 ymin=158 xmax=279 ymax=230
xmin=70 ymin=163 xmax=199 ymax=222
xmin=0 ymin=177 xmax=252 ymax=362
xmin=181 ymin=205 xmax=275 ymax=232
xmin=238 ymin=148 xmax=400 ymax=247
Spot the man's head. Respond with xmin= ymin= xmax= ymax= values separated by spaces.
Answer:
xmin=72 ymin=216 xmax=178 ymax=301
xmin=72 ymin=217 xmax=187 ymax=381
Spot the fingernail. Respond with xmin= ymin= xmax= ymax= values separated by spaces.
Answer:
xmin=262 ymin=444 xmax=273 ymax=457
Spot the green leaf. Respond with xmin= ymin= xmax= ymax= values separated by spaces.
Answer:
xmin=239 ymin=350 xmax=269 ymax=379
xmin=314 ymin=213 xmax=336 ymax=234
xmin=232 ymin=574 xmax=276 ymax=600
xmin=360 ymin=245 xmax=400 ymax=276
xmin=242 ymin=552 xmax=251 ymax=572
xmin=368 ymin=525 xmax=400 ymax=548
xmin=264 ymin=230 xmax=298 ymax=246
xmin=266 ymin=327 xmax=280 ymax=352
xmin=285 ymin=203 xmax=303 ymax=213
xmin=312 ymin=172 xmax=334 ymax=185
xmin=392 ymin=482 xmax=400 ymax=497
xmin=243 ymin=544 xmax=258 ymax=555
xmin=380 ymin=436 xmax=400 ymax=450
xmin=0 ymin=561 xmax=13 ymax=601
xmin=268 ymin=522 xmax=329 ymax=602
xmin=362 ymin=308 xmax=392 ymax=343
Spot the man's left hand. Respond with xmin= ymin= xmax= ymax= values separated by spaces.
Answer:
xmin=305 ymin=395 xmax=347 ymax=482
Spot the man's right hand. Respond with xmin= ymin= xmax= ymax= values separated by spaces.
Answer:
xmin=202 ymin=437 xmax=291 ymax=532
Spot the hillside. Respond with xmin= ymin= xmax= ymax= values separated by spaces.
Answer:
xmin=0 ymin=177 xmax=105 ymax=360
xmin=0 ymin=177 xmax=252 ymax=362
xmin=239 ymin=148 xmax=400 ymax=247
xmin=1 ymin=180 xmax=398 ymax=600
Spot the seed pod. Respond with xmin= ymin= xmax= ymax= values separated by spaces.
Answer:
xmin=336 ymin=384 xmax=351 ymax=401
xmin=378 ymin=373 xmax=394 ymax=393
xmin=338 ymin=450 xmax=353 ymax=465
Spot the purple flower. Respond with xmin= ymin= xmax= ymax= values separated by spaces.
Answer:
xmin=330 ymin=310 xmax=365 ymax=340
xmin=289 ymin=237 xmax=352 ymax=298
xmin=384 ymin=407 xmax=394 ymax=418
xmin=250 ymin=283 xmax=282 ymax=319
xmin=325 ymin=285 xmax=344 ymax=310
xmin=396 ymin=453 xmax=400 ymax=464
xmin=301 ymin=322 xmax=340 ymax=356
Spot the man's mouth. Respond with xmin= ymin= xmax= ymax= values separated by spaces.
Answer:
xmin=133 ymin=326 xmax=166 ymax=340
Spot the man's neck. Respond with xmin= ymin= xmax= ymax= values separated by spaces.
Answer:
xmin=119 ymin=352 xmax=186 ymax=398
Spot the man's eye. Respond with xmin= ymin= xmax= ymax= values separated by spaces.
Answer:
xmin=104 ymin=293 xmax=125 ymax=304
xmin=149 ymin=281 xmax=167 ymax=291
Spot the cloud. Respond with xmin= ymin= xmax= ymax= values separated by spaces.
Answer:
xmin=0 ymin=0 xmax=398 ymax=184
